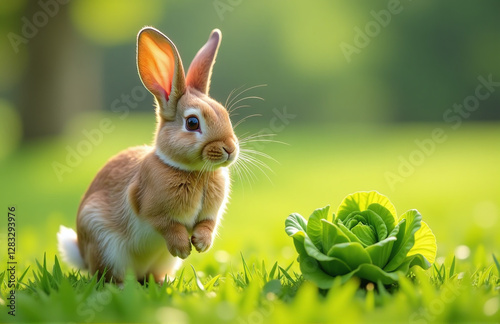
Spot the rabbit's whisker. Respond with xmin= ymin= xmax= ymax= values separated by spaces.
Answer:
xmin=226 ymin=84 xmax=267 ymax=112
xmin=239 ymin=148 xmax=279 ymax=164
xmin=228 ymin=96 xmax=264 ymax=114
xmin=240 ymin=139 xmax=289 ymax=146
xmin=238 ymin=133 xmax=277 ymax=141
xmin=233 ymin=114 xmax=262 ymax=129
xmin=233 ymin=156 xmax=257 ymax=185
xmin=224 ymin=84 xmax=246 ymax=108
xmin=239 ymin=152 xmax=274 ymax=173
xmin=237 ymin=152 xmax=273 ymax=184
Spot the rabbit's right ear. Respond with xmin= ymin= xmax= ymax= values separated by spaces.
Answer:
xmin=137 ymin=27 xmax=186 ymax=120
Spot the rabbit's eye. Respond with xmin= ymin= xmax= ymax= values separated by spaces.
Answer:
xmin=185 ymin=116 xmax=200 ymax=132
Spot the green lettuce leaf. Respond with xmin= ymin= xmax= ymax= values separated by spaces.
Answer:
xmin=306 ymin=206 xmax=330 ymax=251
xmin=298 ymin=256 xmax=336 ymax=289
xmin=304 ymin=236 xmax=334 ymax=261
xmin=342 ymin=263 xmax=401 ymax=285
xmin=321 ymin=219 xmax=350 ymax=253
xmin=408 ymin=221 xmax=437 ymax=264
xmin=285 ymin=191 xmax=437 ymax=289
xmin=367 ymin=203 xmax=397 ymax=233
xmin=384 ymin=210 xmax=422 ymax=272
xmin=365 ymin=236 xmax=397 ymax=268
xmin=394 ymin=253 xmax=431 ymax=273
xmin=336 ymin=220 xmax=364 ymax=245
xmin=351 ymin=223 xmax=377 ymax=246
xmin=326 ymin=242 xmax=372 ymax=270
xmin=336 ymin=191 xmax=398 ymax=223
xmin=319 ymin=258 xmax=351 ymax=276
xmin=285 ymin=213 xmax=308 ymax=237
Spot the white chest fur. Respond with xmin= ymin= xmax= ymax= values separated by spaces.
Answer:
xmin=126 ymin=207 xmax=181 ymax=277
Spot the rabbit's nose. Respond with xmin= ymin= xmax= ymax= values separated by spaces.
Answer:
xmin=223 ymin=146 xmax=234 ymax=155
xmin=223 ymin=139 xmax=237 ymax=155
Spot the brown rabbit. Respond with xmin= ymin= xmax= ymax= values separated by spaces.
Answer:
xmin=57 ymin=27 xmax=238 ymax=283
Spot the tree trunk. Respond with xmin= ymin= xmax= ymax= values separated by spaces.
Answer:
xmin=18 ymin=1 xmax=101 ymax=141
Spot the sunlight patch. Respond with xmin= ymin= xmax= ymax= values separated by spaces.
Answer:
xmin=454 ymin=245 xmax=471 ymax=260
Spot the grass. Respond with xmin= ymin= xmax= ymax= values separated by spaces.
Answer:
xmin=0 ymin=253 xmax=499 ymax=323
xmin=0 ymin=113 xmax=499 ymax=322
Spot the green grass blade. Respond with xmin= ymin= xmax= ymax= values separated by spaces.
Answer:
xmin=80 ymin=271 xmax=100 ymax=299
xmin=376 ymin=279 xmax=390 ymax=300
xmin=492 ymin=254 xmax=500 ymax=275
xmin=96 ymin=268 xmax=109 ymax=288
xmin=176 ymin=267 xmax=185 ymax=290
xmin=279 ymin=266 xmax=295 ymax=284
xmin=231 ymin=272 xmax=246 ymax=288
xmin=478 ymin=264 xmax=494 ymax=286
xmin=148 ymin=274 xmax=159 ymax=297
xmin=35 ymin=254 xmax=54 ymax=294
xmin=16 ymin=266 xmax=31 ymax=289
xmin=241 ymin=252 xmax=253 ymax=284
xmin=269 ymin=262 xmax=278 ymax=280
xmin=204 ymin=275 xmax=221 ymax=292
xmin=433 ymin=263 xmax=444 ymax=283
xmin=285 ymin=261 xmax=294 ymax=272
xmin=262 ymin=260 xmax=268 ymax=282
xmin=191 ymin=265 xmax=205 ymax=291
xmin=449 ymin=256 xmax=456 ymax=278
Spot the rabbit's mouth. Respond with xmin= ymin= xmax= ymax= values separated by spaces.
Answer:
xmin=202 ymin=140 xmax=239 ymax=167
xmin=221 ymin=146 xmax=239 ymax=167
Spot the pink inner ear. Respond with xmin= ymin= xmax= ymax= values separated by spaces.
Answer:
xmin=185 ymin=30 xmax=221 ymax=94
xmin=140 ymin=34 xmax=176 ymax=102
xmin=151 ymin=85 xmax=169 ymax=101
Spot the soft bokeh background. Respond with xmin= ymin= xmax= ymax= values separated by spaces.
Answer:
xmin=0 ymin=0 xmax=499 ymax=277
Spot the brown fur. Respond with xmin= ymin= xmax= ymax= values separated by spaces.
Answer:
xmin=73 ymin=27 xmax=237 ymax=282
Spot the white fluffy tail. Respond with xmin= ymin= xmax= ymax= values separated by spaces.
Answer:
xmin=57 ymin=225 xmax=86 ymax=269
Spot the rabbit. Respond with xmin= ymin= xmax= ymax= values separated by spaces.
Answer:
xmin=57 ymin=27 xmax=239 ymax=283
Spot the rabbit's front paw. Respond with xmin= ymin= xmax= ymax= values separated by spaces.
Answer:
xmin=191 ymin=220 xmax=214 ymax=253
xmin=165 ymin=223 xmax=192 ymax=259
xmin=168 ymin=238 xmax=192 ymax=259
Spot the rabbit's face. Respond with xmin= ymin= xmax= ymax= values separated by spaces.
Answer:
xmin=155 ymin=88 xmax=239 ymax=171
xmin=137 ymin=27 xmax=235 ymax=171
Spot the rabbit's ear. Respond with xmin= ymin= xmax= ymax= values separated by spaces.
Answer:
xmin=137 ymin=27 xmax=186 ymax=120
xmin=186 ymin=29 xmax=221 ymax=95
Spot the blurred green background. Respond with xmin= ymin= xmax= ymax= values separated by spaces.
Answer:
xmin=0 ymin=0 xmax=499 ymax=275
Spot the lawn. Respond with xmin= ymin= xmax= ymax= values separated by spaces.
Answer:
xmin=1 ymin=113 xmax=499 ymax=323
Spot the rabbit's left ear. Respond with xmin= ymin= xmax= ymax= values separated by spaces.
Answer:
xmin=186 ymin=29 xmax=222 ymax=95
xmin=137 ymin=27 xmax=186 ymax=120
